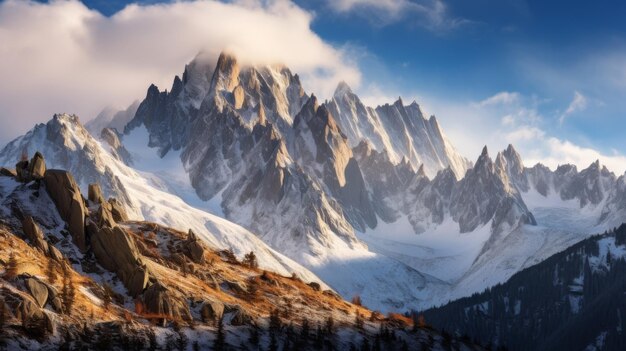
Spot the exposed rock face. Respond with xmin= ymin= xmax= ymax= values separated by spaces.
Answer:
xmin=95 ymin=202 xmax=116 ymax=228
xmin=21 ymin=216 xmax=49 ymax=253
xmin=142 ymin=282 xmax=191 ymax=322
xmin=451 ymin=146 xmax=535 ymax=233
xmin=3 ymin=289 xmax=54 ymax=333
xmin=329 ymin=83 xmax=470 ymax=179
xmin=88 ymin=183 xmax=105 ymax=204
xmin=200 ymin=300 xmax=224 ymax=321
xmin=15 ymin=159 xmax=29 ymax=182
xmin=43 ymin=169 xmax=87 ymax=252
xmin=0 ymin=167 xmax=16 ymax=177
xmin=90 ymin=226 xmax=150 ymax=296
xmin=100 ymin=127 xmax=133 ymax=165
xmin=108 ymin=198 xmax=129 ymax=222
xmin=28 ymin=152 xmax=46 ymax=180
xmin=25 ymin=277 xmax=49 ymax=308
xmin=14 ymin=152 xmax=47 ymax=182
xmin=183 ymin=229 xmax=205 ymax=263
xmin=227 ymin=304 xmax=254 ymax=326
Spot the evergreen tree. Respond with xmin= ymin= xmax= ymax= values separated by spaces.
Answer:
xmin=269 ymin=309 xmax=281 ymax=332
xmin=248 ymin=326 xmax=260 ymax=346
xmin=300 ymin=318 xmax=310 ymax=340
xmin=61 ymin=261 xmax=76 ymax=315
xmin=243 ymin=251 xmax=258 ymax=269
xmin=355 ymin=311 xmax=364 ymax=330
xmin=46 ymin=258 xmax=57 ymax=284
xmin=214 ymin=317 xmax=226 ymax=351
xmin=360 ymin=337 xmax=370 ymax=351
xmin=4 ymin=253 xmax=18 ymax=279
xmin=247 ymin=277 xmax=259 ymax=301
xmin=268 ymin=332 xmax=278 ymax=351
xmin=325 ymin=316 xmax=334 ymax=335
xmin=176 ymin=331 xmax=188 ymax=351
xmin=0 ymin=298 xmax=5 ymax=330
xmin=102 ymin=283 xmax=113 ymax=311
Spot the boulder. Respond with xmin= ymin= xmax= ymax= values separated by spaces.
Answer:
xmin=108 ymin=198 xmax=129 ymax=222
xmin=225 ymin=280 xmax=247 ymax=295
xmin=15 ymin=160 xmax=29 ymax=182
xmin=0 ymin=167 xmax=16 ymax=178
xmin=183 ymin=229 xmax=205 ymax=263
xmin=228 ymin=305 xmax=254 ymax=326
xmin=21 ymin=216 xmax=49 ymax=253
xmin=44 ymin=284 xmax=62 ymax=312
xmin=142 ymin=282 xmax=192 ymax=322
xmin=25 ymin=278 xmax=49 ymax=308
xmin=28 ymin=152 xmax=46 ymax=180
xmin=48 ymin=244 xmax=63 ymax=262
xmin=96 ymin=202 xmax=116 ymax=228
xmin=308 ymin=282 xmax=321 ymax=292
xmin=88 ymin=183 xmax=105 ymax=204
xmin=91 ymin=226 xmax=151 ymax=296
xmin=44 ymin=170 xmax=87 ymax=252
xmin=200 ymin=300 xmax=225 ymax=321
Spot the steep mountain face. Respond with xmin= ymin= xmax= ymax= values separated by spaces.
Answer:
xmin=423 ymin=224 xmax=626 ymax=351
xmin=117 ymin=52 xmax=555 ymax=311
xmin=328 ymin=82 xmax=470 ymax=179
xmin=0 ymin=166 xmax=483 ymax=351
xmin=450 ymin=146 xmax=535 ymax=234
xmin=86 ymin=100 xmax=140 ymax=136
xmin=0 ymin=114 xmax=324 ymax=283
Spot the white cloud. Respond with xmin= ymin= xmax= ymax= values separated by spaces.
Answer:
xmin=505 ymin=126 xmax=545 ymax=142
xmin=326 ymin=0 xmax=469 ymax=30
xmin=0 ymin=0 xmax=360 ymax=143
xmin=413 ymin=90 xmax=626 ymax=175
xmin=476 ymin=91 xmax=520 ymax=107
xmin=558 ymin=91 xmax=587 ymax=124
xmin=525 ymin=137 xmax=626 ymax=175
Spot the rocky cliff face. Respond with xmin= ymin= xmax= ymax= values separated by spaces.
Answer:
xmin=328 ymin=82 xmax=471 ymax=179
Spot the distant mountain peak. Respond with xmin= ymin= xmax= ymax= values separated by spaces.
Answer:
xmin=334 ymin=81 xmax=353 ymax=97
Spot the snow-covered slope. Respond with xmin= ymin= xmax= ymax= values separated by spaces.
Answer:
xmin=0 ymin=114 xmax=324 ymax=284
xmin=0 ymin=113 xmax=447 ymax=312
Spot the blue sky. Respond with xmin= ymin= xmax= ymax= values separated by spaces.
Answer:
xmin=7 ymin=0 xmax=626 ymax=172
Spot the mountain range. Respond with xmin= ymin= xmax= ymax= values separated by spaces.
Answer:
xmin=1 ymin=51 xmax=625 ymax=349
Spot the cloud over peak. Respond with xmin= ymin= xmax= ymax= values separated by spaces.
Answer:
xmin=0 ymin=0 xmax=360 ymax=143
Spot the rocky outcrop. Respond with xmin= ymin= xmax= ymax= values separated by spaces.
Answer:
xmin=183 ymin=229 xmax=205 ymax=263
xmin=28 ymin=152 xmax=46 ymax=180
xmin=18 ymin=216 xmax=64 ymax=261
xmin=14 ymin=152 xmax=47 ymax=182
xmin=90 ymin=226 xmax=150 ymax=296
xmin=227 ymin=304 xmax=254 ymax=326
xmin=25 ymin=277 xmax=48 ymax=308
xmin=88 ymin=183 xmax=105 ymax=204
xmin=100 ymin=127 xmax=133 ymax=165
xmin=21 ymin=216 xmax=49 ymax=253
xmin=108 ymin=198 xmax=129 ymax=222
xmin=95 ymin=202 xmax=116 ymax=229
xmin=142 ymin=282 xmax=191 ymax=323
xmin=200 ymin=299 xmax=224 ymax=321
xmin=3 ymin=288 xmax=54 ymax=334
xmin=43 ymin=169 xmax=88 ymax=252
xmin=0 ymin=167 xmax=17 ymax=177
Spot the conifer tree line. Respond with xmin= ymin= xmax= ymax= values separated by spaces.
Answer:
xmin=421 ymin=224 xmax=626 ymax=351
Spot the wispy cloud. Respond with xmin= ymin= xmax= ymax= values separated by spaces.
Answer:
xmin=558 ymin=91 xmax=587 ymax=125
xmin=476 ymin=91 xmax=520 ymax=107
xmin=326 ymin=0 xmax=470 ymax=31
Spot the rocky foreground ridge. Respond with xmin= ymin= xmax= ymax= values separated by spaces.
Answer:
xmin=0 ymin=153 xmax=484 ymax=350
